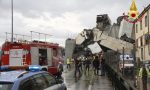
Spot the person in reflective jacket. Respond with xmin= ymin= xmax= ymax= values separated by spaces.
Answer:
xmin=139 ymin=65 xmax=150 ymax=90
xmin=67 ymin=58 xmax=71 ymax=70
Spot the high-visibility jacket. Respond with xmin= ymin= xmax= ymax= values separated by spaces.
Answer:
xmin=67 ymin=58 xmax=71 ymax=64
xmin=139 ymin=67 xmax=150 ymax=77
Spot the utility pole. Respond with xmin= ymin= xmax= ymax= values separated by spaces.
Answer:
xmin=147 ymin=10 xmax=150 ymax=55
xmin=122 ymin=47 xmax=125 ymax=75
xmin=11 ymin=0 xmax=14 ymax=43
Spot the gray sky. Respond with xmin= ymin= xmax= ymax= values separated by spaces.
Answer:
xmin=0 ymin=0 xmax=149 ymax=47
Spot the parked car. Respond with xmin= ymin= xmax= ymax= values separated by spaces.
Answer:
xmin=0 ymin=65 xmax=67 ymax=90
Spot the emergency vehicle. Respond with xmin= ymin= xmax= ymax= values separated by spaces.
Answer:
xmin=0 ymin=65 xmax=67 ymax=90
xmin=119 ymin=54 xmax=134 ymax=73
xmin=0 ymin=40 xmax=64 ymax=75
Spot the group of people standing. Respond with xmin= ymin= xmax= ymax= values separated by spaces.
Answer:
xmin=72 ymin=55 xmax=106 ymax=77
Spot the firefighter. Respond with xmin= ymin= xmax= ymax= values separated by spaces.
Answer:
xmin=78 ymin=57 xmax=83 ymax=71
xmin=139 ymin=65 xmax=150 ymax=90
xmin=66 ymin=58 xmax=71 ymax=70
xmin=101 ymin=57 xmax=106 ymax=76
xmin=93 ymin=56 xmax=100 ymax=75
xmin=74 ymin=57 xmax=81 ymax=77
xmin=84 ymin=57 xmax=91 ymax=74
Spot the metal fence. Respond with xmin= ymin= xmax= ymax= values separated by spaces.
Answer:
xmin=104 ymin=50 xmax=137 ymax=90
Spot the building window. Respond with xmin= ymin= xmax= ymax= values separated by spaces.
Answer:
xmin=145 ymin=15 xmax=148 ymax=27
xmin=145 ymin=39 xmax=149 ymax=45
xmin=140 ymin=37 xmax=143 ymax=46
xmin=140 ymin=20 xmax=142 ymax=30
xmin=141 ymin=48 xmax=143 ymax=60
xmin=145 ymin=34 xmax=150 ymax=45
xmin=136 ymin=24 xmax=138 ymax=33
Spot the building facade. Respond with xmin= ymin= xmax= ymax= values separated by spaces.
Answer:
xmin=134 ymin=4 xmax=150 ymax=63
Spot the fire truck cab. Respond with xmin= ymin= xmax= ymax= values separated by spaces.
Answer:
xmin=1 ymin=40 xmax=64 ymax=75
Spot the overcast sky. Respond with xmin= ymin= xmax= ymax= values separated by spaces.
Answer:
xmin=0 ymin=0 xmax=149 ymax=47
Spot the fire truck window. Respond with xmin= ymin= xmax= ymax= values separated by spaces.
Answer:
xmin=39 ymin=49 xmax=47 ymax=65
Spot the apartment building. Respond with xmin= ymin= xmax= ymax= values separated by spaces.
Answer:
xmin=134 ymin=4 xmax=150 ymax=63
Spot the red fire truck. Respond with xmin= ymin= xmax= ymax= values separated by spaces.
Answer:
xmin=0 ymin=40 xmax=64 ymax=75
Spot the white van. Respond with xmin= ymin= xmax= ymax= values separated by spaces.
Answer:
xmin=119 ymin=54 xmax=134 ymax=72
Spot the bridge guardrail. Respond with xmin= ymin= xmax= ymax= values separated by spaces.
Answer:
xmin=105 ymin=64 xmax=137 ymax=90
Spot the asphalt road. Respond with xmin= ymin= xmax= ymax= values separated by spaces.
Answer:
xmin=62 ymin=68 xmax=92 ymax=90
xmin=62 ymin=65 xmax=113 ymax=90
